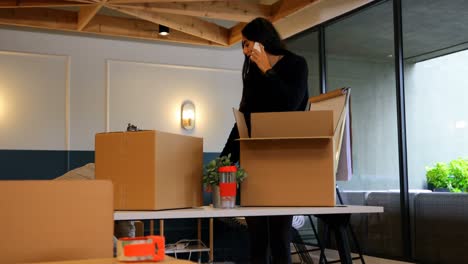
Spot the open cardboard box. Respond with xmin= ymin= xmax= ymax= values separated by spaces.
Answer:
xmin=235 ymin=88 xmax=350 ymax=207
xmin=95 ymin=130 xmax=203 ymax=210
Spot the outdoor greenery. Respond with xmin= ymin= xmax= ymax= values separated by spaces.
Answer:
xmin=426 ymin=157 xmax=468 ymax=192
xmin=202 ymin=154 xmax=247 ymax=186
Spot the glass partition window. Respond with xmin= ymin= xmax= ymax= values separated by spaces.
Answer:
xmin=325 ymin=1 xmax=399 ymax=191
xmin=286 ymin=30 xmax=320 ymax=97
xmin=403 ymin=0 xmax=468 ymax=191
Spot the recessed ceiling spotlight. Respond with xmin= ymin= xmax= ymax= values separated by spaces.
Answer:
xmin=159 ymin=25 xmax=170 ymax=36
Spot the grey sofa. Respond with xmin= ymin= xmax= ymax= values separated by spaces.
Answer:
xmin=337 ymin=191 xmax=468 ymax=264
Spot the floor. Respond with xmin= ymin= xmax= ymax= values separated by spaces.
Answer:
xmin=293 ymin=247 xmax=415 ymax=264
xmin=210 ymin=252 xmax=414 ymax=264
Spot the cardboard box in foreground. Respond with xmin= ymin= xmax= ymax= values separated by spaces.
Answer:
xmin=235 ymin=103 xmax=347 ymax=206
xmin=0 ymin=180 xmax=114 ymax=263
xmin=95 ymin=130 xmax=203 ymax=210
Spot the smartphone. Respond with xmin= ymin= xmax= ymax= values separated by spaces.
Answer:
xmin=253 ymin=42 xmax=261 ymax=52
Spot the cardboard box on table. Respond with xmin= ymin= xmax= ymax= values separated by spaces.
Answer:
xmin=95 ymin=130 xmax=203 ymax=210
xmin=235 ymin=89 xmax=350 ymax=207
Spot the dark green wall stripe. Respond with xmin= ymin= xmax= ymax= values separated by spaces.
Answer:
xmin=0 ymin=150 xmax=217 ymax=181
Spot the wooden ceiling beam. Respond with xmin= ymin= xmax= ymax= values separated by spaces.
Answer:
xmin=0 ymin=7 xmax=219 ymax=46
xmin=228 ymin=22 xmax=246 ymax=46
xmin=77 ymin=1 xmax=107 ymax=31
xmin=108 ymin=0 xmax=222 ymax=4
xmin=64 ymin=0 xmax=96 ymax=2
xmin=110 ymin=1 xmax=270 ymax=22
xmin=106 ymin=5 xmax=229 ymax=45
xmin=271 ymin=0 xmax=318 ymax=22
xmin=85 ymin=13 xmax=219 ymax=46
xmin=0 ymin=8 xmax=76 ymax=30
xmin=0 ymin=1 xmax=92 ymax=8
xmin=274 ymin=0 xmax=373 ymax=39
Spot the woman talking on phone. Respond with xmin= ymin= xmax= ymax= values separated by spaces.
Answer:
xmin=220 ymin=17 xmax=309 ymax=264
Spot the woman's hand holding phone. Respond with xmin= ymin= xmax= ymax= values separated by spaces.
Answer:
xmin=250 ymin=42 xmax=271 ymax=74
xmin=253 ymin=42 xmax=261 ymax=52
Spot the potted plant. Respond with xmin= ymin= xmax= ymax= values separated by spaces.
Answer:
xmin=448 ymin=157 xmax=468 ymax=192
xmin=202 ymin=154 xmax=247 ymax=207
xmin=426 ymin=162 xmax=451 ymax=192
xmin=426 ymin=157 xmax=468 ymax=192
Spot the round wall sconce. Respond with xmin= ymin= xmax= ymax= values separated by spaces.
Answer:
xmin=181 ymin=100 xmax=195 ymax=130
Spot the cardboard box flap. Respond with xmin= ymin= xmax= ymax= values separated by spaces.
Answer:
xmin=233 ymin=109 xmax=334 ymax=139
xmin=309 ymin=87 xmax=353 ymax=181
xmin=309 ymin=92 xmax=347 ymax=132
xmin=233 ymin=108 xmax=249 ymax=138
xmin=251 ymin=111 xmax=334 ymax=138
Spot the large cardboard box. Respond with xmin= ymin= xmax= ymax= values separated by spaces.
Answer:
xmin=235 ymin=90 xmax=349 ymax=206
xmin=0 ymin=180 xmax=114 ymax=263
xmin=95 ymin=130 xmax=203 ymax=210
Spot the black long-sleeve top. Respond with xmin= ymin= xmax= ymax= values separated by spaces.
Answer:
xmin=239 ymin=50 xmax=309 ymax=113
xmin=221 ymin=50 xmax=309 ymax=163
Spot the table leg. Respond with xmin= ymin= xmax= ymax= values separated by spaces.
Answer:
xmin=159 ymin=219 xmax=164 ymax=236
xmin=316 ymin=214 xmax=352 ymax=264
xmin=197 ymin=219 xmax=202 ymax=262
xmin=209 ymin=218 xmax=214 ymax=262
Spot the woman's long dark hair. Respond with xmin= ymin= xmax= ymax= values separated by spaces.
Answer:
xmin=241 ymin=17 xmax=287 ymax=80
xmin=242 ymin=17 xmax=286 ymax=55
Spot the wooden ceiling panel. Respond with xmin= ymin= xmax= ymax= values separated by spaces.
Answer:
xmin=110 ymin=1 xmax=271 ymax=22
xmin=106 ymin=4 xmax=229 ymax=45
xmin=0 ymin=0 xmax=373 ymax=47
xmin=0 ymin=1 xmax=92 ymax=8
xmin=0 ymin=8 xmax=76 ymax=30
xmin=85 ymin=14 xmax=219 ymax=46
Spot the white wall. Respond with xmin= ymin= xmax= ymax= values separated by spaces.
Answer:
xmin=0 ymin=27 xmax=244 ymax=151
xmin=0 ymin=51 xmax=68 ymax=150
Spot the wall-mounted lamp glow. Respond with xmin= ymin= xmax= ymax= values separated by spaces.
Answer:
xmin=0 ymin=93 xmax=4 ymax=120
xmin=181 ymin=101 xmax=195 ymax=130
xmin=159 ymin=25 xmax=170 ymax=36
xmin=455 ymin=120 xmax=466 ymax=129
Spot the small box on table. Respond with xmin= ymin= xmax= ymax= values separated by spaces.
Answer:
xmin=96 ymin=130 xmax=203 ymax=210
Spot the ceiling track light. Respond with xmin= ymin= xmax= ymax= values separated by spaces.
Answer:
xmin=159 ymin=25 xmax=170 ymax=36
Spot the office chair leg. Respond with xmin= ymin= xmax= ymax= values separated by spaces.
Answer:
xmin=308 ymin=215 xmax=328 ymax=264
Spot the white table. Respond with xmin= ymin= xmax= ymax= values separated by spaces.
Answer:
xmin=114 ymin=205 xmax=382 ymax=220
xmin=114 ymin=205 xmax=383 ymax=264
